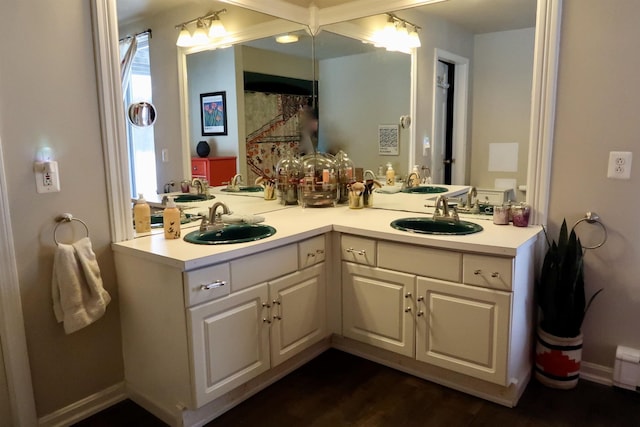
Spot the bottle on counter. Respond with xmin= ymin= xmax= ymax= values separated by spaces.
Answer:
xmin=385 ymin=162 xmax=395 ymax=186
xmin=163 ymin=196 xmax=181 ymax=239
xmin=133 ymin=193 xmax=151 ymax=233
xmin=411 ymin=165 xmax=421 ymax=187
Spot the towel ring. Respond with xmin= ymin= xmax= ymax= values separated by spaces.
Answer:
xmin=572 ymin=211 xmax=607 ymax=250
xmin=54 ymin=213 xmax=89 ymax=246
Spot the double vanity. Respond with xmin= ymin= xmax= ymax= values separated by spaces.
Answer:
xmin=112 ymin=188 xmax=541 ymax=427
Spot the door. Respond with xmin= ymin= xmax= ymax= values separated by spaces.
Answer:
xmin=434 ymin=60 xmax=454 ymax=184
xmin=269 ymin=263 xmax=326 ymax=366
xmin=416 ymin=277 xmax=511 ymax=385
xmin=188 ymin=284 xmax=270 ymax=407
xmin=342 ymin=262 xmax=415 ymax=357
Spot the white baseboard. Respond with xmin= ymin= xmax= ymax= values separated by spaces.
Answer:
xmin=581 ymin=361 xmax=613 ymax=387
xmin=38 ymin=382 xmax=126 ymax=427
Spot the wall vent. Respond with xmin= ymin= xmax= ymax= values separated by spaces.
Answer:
xmin=613 ymin=345 xmax=640 ymax=391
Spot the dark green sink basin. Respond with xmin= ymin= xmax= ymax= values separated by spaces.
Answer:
xmin=183 ymin=224 xmax=276 ymax=245
xmin=173 ymin=194 xmax=214 ymax=202
xmin=221 ymin=186 xmax=263 ymax=193
xmin=402 ymin=186 xmax=448 ymax=194
xmin=390 ymin=217 xmax=483 ymax=235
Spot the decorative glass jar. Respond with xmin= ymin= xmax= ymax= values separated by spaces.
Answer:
xmin=335 ymin=150 xmax=355 ymax=204
xmin=298 ymin=151 xmax=338 ymax=208
xmin=275 ymin=150 xmax=302 ymax=205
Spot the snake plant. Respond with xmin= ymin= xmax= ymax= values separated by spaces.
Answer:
xmin=537 ymin=219 xmax=603 ymax=338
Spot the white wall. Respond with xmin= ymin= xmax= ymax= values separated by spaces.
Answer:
xmin=187 ymin=48 xmax=240 ymax=158
xmin=470 ymin=28 xmax=534 ymax=200
xmin=0 ymin=0 xmax=123 ymax=417
xmin=550 ymin=0 xmax=640 ymax=366
xmin=318 ymin=50 xmax=411 ymax=176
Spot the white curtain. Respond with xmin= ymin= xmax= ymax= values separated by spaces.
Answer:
xmin=119 ymin=36 xmax=138 ymax=94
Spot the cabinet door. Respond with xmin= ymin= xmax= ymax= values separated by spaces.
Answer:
xmin=188 ymin=284 xmax=270 ymax=407
xmin=269 ymin=263 xmax=326 ymax=367
xmin=416 ymin=277 xmax=511 ymax=385
xmin=342 ymin=262 xmax=415 ymax=357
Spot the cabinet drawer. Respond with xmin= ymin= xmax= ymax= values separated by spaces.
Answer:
xmin=378 ymin=241 xmax=461 ymax=282
xmin=341 ymin=235 xmax=376 ymax=266
xmin=298 ymin=235 xmax=326 ymax=269
xmin=230 ymin=244 xmax=298 ymax=292
xmin=184 ymin=263 xmax=231 ymax=307
xmin=463 ymin=254 xmax=513 ymax=291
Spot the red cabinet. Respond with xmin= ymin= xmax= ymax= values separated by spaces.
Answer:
xmin=191 ymin=157 xmax=237 ymax=186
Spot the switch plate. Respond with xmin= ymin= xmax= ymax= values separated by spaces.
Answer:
xmin=607 ymin=151 xmax=632 ymax=179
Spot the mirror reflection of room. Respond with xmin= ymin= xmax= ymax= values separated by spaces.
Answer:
xmin=117 ymin=0 xmax=536 ymax=203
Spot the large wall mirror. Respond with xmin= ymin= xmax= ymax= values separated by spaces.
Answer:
xmin=99 ymin=0 xmax=561 ymax=241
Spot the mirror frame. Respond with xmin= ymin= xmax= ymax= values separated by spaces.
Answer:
xmin=92 ymin=0 xmax=562 ymax=242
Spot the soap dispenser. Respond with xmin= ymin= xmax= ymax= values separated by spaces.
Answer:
xmin=133 ymin=193 xmax=151 ymax=233
xmin=385 ymin=163 xmax=395 ymax=186
xmin=163 ymin=196 xmax=181 ymax=239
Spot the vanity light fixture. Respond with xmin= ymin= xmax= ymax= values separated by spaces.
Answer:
xmin=174 ymin=9 xmax=228 ymax=47
xmin=373 ymin=13 xmax=421 ymax=53
xmin=275 ymin=34 xmax=299 ymax=44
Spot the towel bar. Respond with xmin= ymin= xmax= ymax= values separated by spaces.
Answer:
xmin=54 ymin=213 xmax=89 ymax=245
xmin=572 ymin=211 xmax=607 ymax=250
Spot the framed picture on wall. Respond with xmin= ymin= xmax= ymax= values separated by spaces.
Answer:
xmin=200 ymin=91 xmax=227 ymax=136
xmin=378 ymin=124 xmax=399 ymax=155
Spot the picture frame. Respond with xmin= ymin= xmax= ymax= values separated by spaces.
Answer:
xmin=378 ymin=124 xmax=399 ymax=155
xmin=200 ymin=91 xmax=227 ymax=136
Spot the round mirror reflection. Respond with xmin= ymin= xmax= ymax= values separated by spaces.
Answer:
xmin=127 ymin=101 xmax=157 ymax=127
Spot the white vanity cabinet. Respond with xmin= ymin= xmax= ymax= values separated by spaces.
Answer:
xmin=115 ymin=235 xmax=329 ymax=425
xmin=339 ymin=234 xmax=535 ymax=393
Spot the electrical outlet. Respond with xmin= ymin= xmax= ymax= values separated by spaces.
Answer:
xmin=34 ymin=161 xmax=61 ymax=193
xmin=607 ymin=151 xmax=632 ymax=179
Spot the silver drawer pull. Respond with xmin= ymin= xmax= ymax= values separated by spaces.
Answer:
xmin=405 ymin=292 xmax=412 ymax=298
xmin=307 ymin=253 xmax=316 ymax=258
xmin=474 ymin=270 xmax=482 ymax=275
xmin=417 ymin=296 xmax=424 ymax=302
xmin=316 ymin=249 xmax=324 ymax=254
xmin=491 ymin=272 xmax=500 ymax=278
xmin=404 ymin=307 xmax=412 ymax=313
xmin=262 ymin=302 xmax=271 ymax=308
xmin=200 ymin=280 xmax=226 ymax=291
xmin=262 ymin=318 xmax=271 ymax=324
xmin=346 ymin=248 xmax=366 ymax=256
xmin=417 ymin=310 xmax=424 ymax=317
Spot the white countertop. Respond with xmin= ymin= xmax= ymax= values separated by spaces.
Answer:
xmin=114 ymin=187 xmax=541 ymax=272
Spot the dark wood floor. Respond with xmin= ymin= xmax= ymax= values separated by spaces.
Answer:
xmin=74 ymin=349 xmax=640 ymax=427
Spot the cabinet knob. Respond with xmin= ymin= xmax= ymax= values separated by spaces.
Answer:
xmin=417 ymin=310 xmax=424 ymax=317
xmin=491 ymin=272 xmax=500 ymax=278
xmin=262 ymin=318 xmax=272 ymax=324
xmin=474 ymin=269 xmax=482 ymax=275
xmin=273 ymin=315 xmax=282 ymax=320
xmin=200 ymin=280 xmax=226 ymax=291
xmin=404 ymin=307 xmax=412 ymax=313
xmin=417 ymin=296 xmax=424 ymax=302
xmin=405 ymin=292 xmax=412 ymax=298
xmin=272 ymin=299 xmax=281 ymax=305
xmin=262 ymin=302 xmax=271 ymax=308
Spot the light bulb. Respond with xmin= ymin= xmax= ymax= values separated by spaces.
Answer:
xmin=176 ymin=26 xmax=192 ymax=47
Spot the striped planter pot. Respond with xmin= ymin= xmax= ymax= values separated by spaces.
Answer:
xmin=535 ymin=327 xmax=583 ymax=389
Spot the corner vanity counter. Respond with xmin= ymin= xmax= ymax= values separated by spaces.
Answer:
xmin=112 ymin=197 xmax=541 ymax=427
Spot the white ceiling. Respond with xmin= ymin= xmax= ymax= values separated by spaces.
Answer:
xmin=116 ymin=0 xmax=536 ymax=34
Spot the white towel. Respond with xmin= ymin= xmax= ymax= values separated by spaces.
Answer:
xmin=220 ymin=213 xmax=265 ymax=224
xmin=52 ymin=237 xmax=111 ymax=334
xmin=376 ymin=185 xmax=401 ymax=194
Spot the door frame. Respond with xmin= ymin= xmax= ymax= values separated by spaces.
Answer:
xmin=0 ymin=138 xmax=37 ymax=426
xmin=432 ymin=49 xmax=469 ymax=185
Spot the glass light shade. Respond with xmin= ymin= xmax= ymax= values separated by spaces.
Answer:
xmin=208 ymin=18 xmax=226 ymax=39
xmin=408 ymin=30 xmax=421 ymax=48
xmin=192 ymin=22 xmax=209 ymax=45
xmin=176 ymin=27 xmax=193 ymax=47
xmin=276 ymin=34 xmax=299 ymax=44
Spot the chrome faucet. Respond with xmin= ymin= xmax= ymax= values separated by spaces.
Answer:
xmin=191 ymin=178 xmax=207 ymax=195
xmin=403 ymin=172 xmax=419 ymax=190
xmin=199 ymin=201 xmax=230 ymax=231
xmin=433 ymin=195 xmax=459 ymax=222
xmin=229 ymin=174 xmax=243 ymax=191
xmin=466 ymin=186 xmax=478 ymax=209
